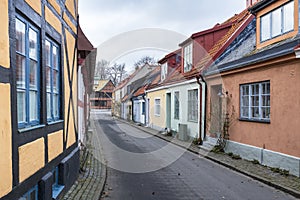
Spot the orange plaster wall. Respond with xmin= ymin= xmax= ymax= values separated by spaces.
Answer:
xmin=209 ymin=58 xmax=300 ymax=158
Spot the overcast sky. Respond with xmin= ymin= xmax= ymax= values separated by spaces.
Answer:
xmin=78 ymin=0 xmax=246 ymax=71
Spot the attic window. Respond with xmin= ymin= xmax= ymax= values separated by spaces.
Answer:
xmin=161 ymin=63 xmax=168 ymax=81
xmin=183 ymin=43 xmax=193 ymax=73
xmin=260 ymin=1 xmax=294 ymax=42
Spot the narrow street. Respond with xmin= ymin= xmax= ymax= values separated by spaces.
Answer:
xmin=91 ymin=111 xmax=296 ymax=200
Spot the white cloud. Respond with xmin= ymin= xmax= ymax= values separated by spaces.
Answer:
xmin=79 ymin=0 xmax=246 ymax=71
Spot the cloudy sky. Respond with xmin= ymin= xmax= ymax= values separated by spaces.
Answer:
xmin=78 ymin=0 xmax=246 ymax=71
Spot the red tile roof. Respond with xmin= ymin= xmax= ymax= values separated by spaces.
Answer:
xmin=133 ymin=86 xmax=147 ymax=97
xmin=78 ymin=24 xmax=94 ymax=51
xmin=158 ymin=49 xmax=181 ymax=64
xmin=160 ymin=9 xmax=253 ymax=86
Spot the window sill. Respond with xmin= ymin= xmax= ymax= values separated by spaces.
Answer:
xmin=52 ymin=185 xmax=65 ymax=199
xmin=18 ymin=124 xmax=46 ymax=134
xmin=239 ymin=118 xmax=270 ymax=124
xmin=187 ymin=120 xmax=198 ymax=123
xmin=47 ymin=119 xmax=64 ymax=126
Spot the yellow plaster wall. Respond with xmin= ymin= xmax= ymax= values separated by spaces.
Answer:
xmin=19 ymin=138 xmax=45 ymax=183
xmin=25 ymin=0 xmax=41 ymax=15
xmin=63 ymin=13 xmax=76 ymax=33
xmin=48 ymin=131 xmax=63 ymax=162
xmin=45 ymin=6 xmax=61 ymax=34
xmin=48 ymin=0 xmax=61 ymax=14
xmin=64 ymin=29 xmax=77 ymax=148
xmin=256 ymin=0 xmax=299 ymax=49
xmin=65 ymin=0 xmax=76 ymax=18
xmin=0 ymin=0 xmax=9 ymax=68
xmin=0 ymin=84 xmax=12 ymax=197
xmin=147 ymin=90 xmax=166 ymax=130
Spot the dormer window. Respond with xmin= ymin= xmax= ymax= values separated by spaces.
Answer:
xmin=161 ymin=63 xmax=168 ymax=81
xmin=260 ymin=1 xmax=294 ymax=42
xmin=183 ymin=43 xmax=193 ymax=73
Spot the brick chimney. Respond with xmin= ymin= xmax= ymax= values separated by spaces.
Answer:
xmin=247 ymin=0 xmax=260 ymax=7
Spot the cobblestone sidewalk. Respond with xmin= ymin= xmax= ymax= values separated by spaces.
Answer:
xmin=117 ymin=118 xmax=300 ymax=199
xmin=61 ymin=128 xmax=106 ymax=200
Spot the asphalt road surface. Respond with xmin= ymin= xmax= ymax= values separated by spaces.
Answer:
xmin=91 ymin=110 xmax=296 ymax=200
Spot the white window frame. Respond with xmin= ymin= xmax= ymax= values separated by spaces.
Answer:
xmin=188 ymin=89 xmax=198 ymax=122
xmin=154 ymin=98 xmax=161 ymax=116
xmin=240 ymin=81 xmax=270 ymax=122
xmin=161 ymin=63 xmax=168 ymax=81
xmin=183 ymin=43 xmax=193 ymax=73
xmin=260 ymin=1 xmax=294 ymax=42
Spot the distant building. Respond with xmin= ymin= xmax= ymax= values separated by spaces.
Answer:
xmin=78 ymin=24 xmax=96 ymax=147
xmin=91 ymin=80 xmax=115 ymax=109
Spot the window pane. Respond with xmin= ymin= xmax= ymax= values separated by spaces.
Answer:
xmin=252 ymin=84 xmax=259 ymax=95
xmin=283 ymin=1 xmax=294 ymax=32
xmin=251 ymin=96 xmax=259 ymax=106
xmin=16 ymin=18 xmax=25 ymax=54
xmin=46 ymin=66 xmax=51 ymax=92
xmin=29 ymin=60 xmax=37 ymax=89
xmin=53 ymin=46 xmax=58 ymax=69
xmin=30 ymin=189 xmax=36 ymax=200
xmin=242 ymin=96 xmax=249 ymax=106
xmin=46 ymin=40 xmax=51 ymax=66
xmin=262 ymin=107 xmax=270 ymax=119
xmin=251 ymin=107 xmax=259 ymax=118
xmin=174 ymin=92 xmax=179 ymax=119
xmin=29 ymin=28 xmax=38 ymax=60
xmin=47 ymin=93 xmax=51 ymax=119
xmin=53 ymin=70 xmax=59 ymax=93
xmin=17 ymin=91 xmax=26 ymax=123
xmin=261 ymin=14 xmax=271 ymax=41
xmin=241 ymin=107 xmax=249 ymax=117
xmin=271 ymin=8 xmax=282 ymax=37
xmin=242 ymin=86 xmax=249 ymax=95
xmin=16 ymin=54 xmax=26 ymax=88
xmin=53 ymin=94 xmax=59 ymax=118
xmin=29 ymin=91 xmax=38 ymax=121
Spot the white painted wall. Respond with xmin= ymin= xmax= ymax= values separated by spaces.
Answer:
xmin=78 ymin=66 xmax=86 ymax=146
xmin=225 ymin=140 xmax=300 ymax=177
xmin=168 ymin=82 xmax=199 ymax=138
xmin=133 ymin=99 xmax=145 ymax=124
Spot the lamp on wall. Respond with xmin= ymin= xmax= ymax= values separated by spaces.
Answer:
xmin=217 ymin=89 xmax=228 ymax=98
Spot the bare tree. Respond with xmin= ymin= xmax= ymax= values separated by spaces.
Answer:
xmin=95 ymin=59 xmax=110 ymax=79
xmin=134 ymin=56 xmax=157 ymax=70
xmin=107 ymin=63 xmax=126 ymax=85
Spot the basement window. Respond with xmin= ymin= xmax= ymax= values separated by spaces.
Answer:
xmin=19 ymin=185 xmax=38 ymax=200
xmin=52 ymin=166 xmax=65 ymax=199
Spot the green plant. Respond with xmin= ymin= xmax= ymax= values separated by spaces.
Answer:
xmin=231 ymin=154 xmax=241 ymax=160
xmin=192 ymin=138 xmax=199 ymax=145
xmin=211 ymin=145 xmax=225 ymax=154
xmin=227 ymin=152 xmax=233 ymax=157
xmin=270 ymin=167 xmax=289 ymax=176
xmin=251 ymin=159 xmax=260 ymax=165
xmin=280 ymin=169 xmax=289 ymax=176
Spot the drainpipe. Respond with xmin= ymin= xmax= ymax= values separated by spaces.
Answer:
xmin=196 ymin=74 xmax=207 ymax=145
xmin=131 ymin=98 xmax=134 ymax=122
xmin=142 ymin=94 xmax=147 ymax=125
